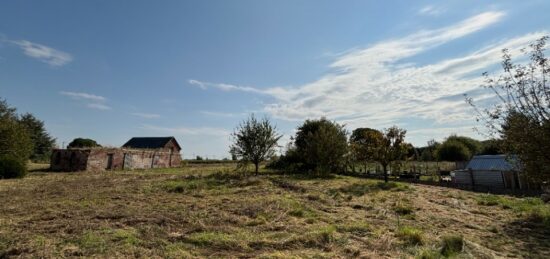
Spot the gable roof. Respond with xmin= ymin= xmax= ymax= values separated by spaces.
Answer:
xmin=122 ymin=137 xmax=181 ymax=150
xmin=466 ymin=155 xmax=517 ymax=171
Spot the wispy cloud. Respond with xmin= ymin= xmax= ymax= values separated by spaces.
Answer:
xmin=12 ymin=40 xmax=72 ymax=66
xmin=87 ymin=103 xmax=111 ymax=110
xmin=141 ymin=124 xmax=230 ymax=136
xmin=131 ymin=112 xmax=161 ymax=119
xmin=188 ymin=79 xmax=270 ymax=94
xmin=189 ymin=12 xmax=545 ymax=144
xmin=418 ymin=5 xmax=445 ymax=16
xmin=200 ymin=111 xmax=245 ymax=117
xmin=60 ymin=91 xmax=111 ymax=111
xmin=60 ymin=91 xmax=106 ymax=102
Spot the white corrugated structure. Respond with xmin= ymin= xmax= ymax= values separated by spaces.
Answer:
xmin=452 ymin=155 xmax=524 ymax=190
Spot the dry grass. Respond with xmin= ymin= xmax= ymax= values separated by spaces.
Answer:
xmin=0 ymin=164 xmax=549 ymax=258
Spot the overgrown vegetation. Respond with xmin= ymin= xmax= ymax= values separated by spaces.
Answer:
xmin=476 ymin=194 xmax=550 ymax=226
xmin=1 ymin=164 xmax=547 ymax=257
xmin=0 ymin=98 xmax=54 ymax=178
xmin=468 ymin=36 xmax=550 ymax=182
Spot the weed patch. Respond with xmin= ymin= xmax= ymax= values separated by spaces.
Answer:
xmin=440 ymin=235 xmax=464 ymax=257
xmin=396 ymin=226 xmax=423 ymax=246
xmin=336 ymin=222 xmax=370 ymax=236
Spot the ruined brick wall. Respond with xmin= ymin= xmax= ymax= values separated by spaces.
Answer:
xmin=50 ymin=149 xmax=90 ymax=171
xmin=50 ymin=148 xmax=182 ymax=172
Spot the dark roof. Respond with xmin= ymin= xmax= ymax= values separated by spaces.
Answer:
xmin=122 ymin=137 xmax=181 ymax=150
xmin=466 ymin=155 xmax=518 ymax=171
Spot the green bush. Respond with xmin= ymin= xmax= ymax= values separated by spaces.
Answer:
xmin=0 ymin=157 xmax=27 ymax=179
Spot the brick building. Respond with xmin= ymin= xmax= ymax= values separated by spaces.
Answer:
xmin=50 ymin=137 xmax=182 ymax=171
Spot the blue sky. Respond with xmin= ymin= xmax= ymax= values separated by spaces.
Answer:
xmin=1 ymin=0 xmax=549 ymax=159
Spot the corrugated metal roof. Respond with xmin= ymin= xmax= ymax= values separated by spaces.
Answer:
xmin=465 ymin=155 xmax=517 ymax=171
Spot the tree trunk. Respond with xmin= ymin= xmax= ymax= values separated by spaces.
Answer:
xmin=383 ymin=164 xmax=388 ymax=183
xmin=254 ymin=163 xmax=259 ymax=175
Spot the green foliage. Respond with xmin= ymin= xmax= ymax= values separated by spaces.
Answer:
xmin=0 ymin=104 xmax=33 ymax=165
xmin=440 ymin=235 xmax=464 ymax=257
xmin=230 ymin=114 xmax=281 ymax=174
xmin=480 ymin=139 xmax=504 ymax=155
xmin=468 ymin=36 xmax=550 ymax=181
xmin=445 ymin=135 xmax=481 ymax=155
xmin=67 ymin=138 xmax=101 ymax=148
xmin=419 ymin=139 xmax=440 ymax=162
xmin=435 ymin=140 xmax=470 ymax=162
xmin=0 ymin=157 xmax=27 ymax=179
xmin=0 ymin=118 xmax=34 ymax=162
xmin=350 ymin=127 xmax=383 ymax=164
xmin=369 ymin=126 xmax=408 ymax=182
xmin=18 ymin=113 xmax=56 ymax=162
xmin=294 ymin=118 xmax=348 ymax=175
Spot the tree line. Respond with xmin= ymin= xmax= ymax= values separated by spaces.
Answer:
xmin=231 ymin=36 xmax=550 ymax=183
xmin=229 ymin=115 xmax=500 ymax=182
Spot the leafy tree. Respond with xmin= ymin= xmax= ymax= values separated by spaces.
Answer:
xmin=294 ymin=118 xmax=348 ymax=175
xmin=19 ymin=113 xmax=56 ymax=162
xmin=67 ymin=138 xmax=101 ymax=148
xmin=467 ymin=36 xmax=550 ymax=181
xmin=0 ymin=98 xmax=17 ymax=121
xmin=0 ymin=116 xmax=34 ymax=163
xmin=445 ymin=135 xmax=481 ymax=156
xmin=419 ymin=139 xmax=440 ymax=161
xmin=436 ymin=140 xmax=471 ymax=162
xmin=361 ymin=126 xmax=408 ymax=182
xmin=230 ymin=115 xmax=281 ymax=175
xmin=0 ymin=100 xmax=33 ymax=165
xmin=350 ymin=127 xmax=384 ymax=172
xmin=480 ymin=139 xmax=504 ymax=155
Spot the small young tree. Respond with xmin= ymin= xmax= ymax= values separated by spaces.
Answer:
xmin=230 ymin=115 xmax=281 ymax=175
xmin=363 ymin=126 xmax=408 ymax=183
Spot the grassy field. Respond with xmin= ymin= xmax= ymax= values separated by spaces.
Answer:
xmin=1 ymin=164 xmax=549 ymax=258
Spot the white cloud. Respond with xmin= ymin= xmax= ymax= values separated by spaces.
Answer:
xmin=200 ymin=111 xmax=243 ymax=117
xmin=13 ymin=40 xmax=72 ymax=66
xmin=60 ymin=91 xmax=106 ymax=102
xmin=188 ymin=79 xmax=271 ymax=95
xmin=418 ymin=5 xmax=445 ymax=16
xmin=87 ymin=103 xmax=111 ymax=110
xmin=60 ymin=91 xmax=111 ymax=111
xmin=188 ymin=12 xmax=549 ymax=145
xmin=131 ymin=113 xmax=161 ymax=119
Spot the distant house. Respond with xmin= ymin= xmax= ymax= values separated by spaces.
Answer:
xmin=50 ymin=136 xmax=182 ymax=171
xmin=452 ymin=155 xmax=527 ymax=190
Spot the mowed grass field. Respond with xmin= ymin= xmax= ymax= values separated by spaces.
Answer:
xmin=1 ymin=163 xmax=549 ymax=258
